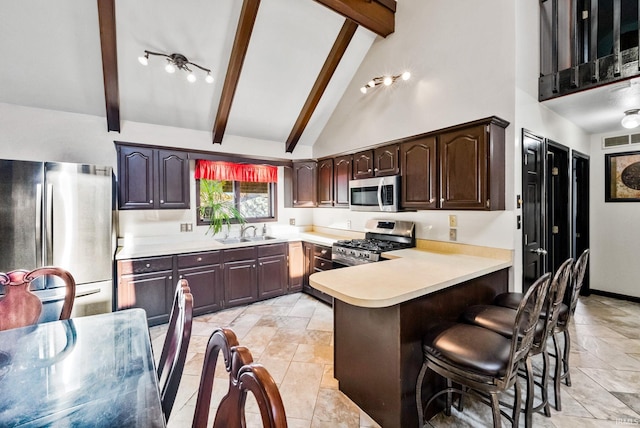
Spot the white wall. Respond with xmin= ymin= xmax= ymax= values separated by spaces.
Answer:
xmin=312 ymin=0 xmax=519 ymax=287
xmin=590 ymin=131 xmax=640 ymax=298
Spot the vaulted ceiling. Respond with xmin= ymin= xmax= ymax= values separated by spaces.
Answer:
xmin=0 ymin=0 xmax=395 ymax=153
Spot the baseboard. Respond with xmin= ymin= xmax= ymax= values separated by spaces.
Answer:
xmin=589 ymin=289 xmax=640 ymax=304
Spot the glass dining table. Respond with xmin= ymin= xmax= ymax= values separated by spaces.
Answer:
xmin=0 ymin=308 xmax=165 ymax=427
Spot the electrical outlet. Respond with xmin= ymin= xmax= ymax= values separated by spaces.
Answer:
xmin=449 ymin=228 xmax=457 ymax=241
xmin=289 ymin=218 xmax=296 ymax=226
xmin=180 ymin=223 xmax=187 ymax=232
xmin=186 ymin=223 xmax=193 ymax=232
xmin=346 ymin=220 xmax=351 ymax=229
xmin=449 ymin=215 xmax=457 ymax=228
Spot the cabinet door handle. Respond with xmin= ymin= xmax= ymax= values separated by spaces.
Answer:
xmin=259 ymin=262 xmax=263 ymax=266
xmin=320 ymin=249 xmax=327 ymax=255
xmin=160 ymin=199 xmax=164 ymax=204
xmin=145 ymin=263 xmax=151 ymax=268
xmin=293 ymin=200 xmax=297 ymax=203
xmin=253 ymin=264 xmax=256 ymax=268
xmin=169 ymin=276 xmax=172 ymax=280
xmin=440 ymin=198 xmax=445 ymax=203
xmin=179 ymin=275 xmax=183 ymax=279
xmin=196 ymin=257 xmax=202 ymax=262
xmin=374 ymin=168 xmax=378 ymax=172
xmin=367 ymin=168 xmax=372 ymax=172
xmin=150 ymin=199 xmax=153 ymax=203
xmin=429 ymin=198 xmax=435 ymax=203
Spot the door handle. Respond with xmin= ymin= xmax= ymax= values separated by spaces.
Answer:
xmin=530 ymin=248 xmax=548 ymax=255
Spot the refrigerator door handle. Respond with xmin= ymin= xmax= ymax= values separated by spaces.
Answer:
xmin=45 ymin=183 xmax=53 ymax=265
xmin=35 ymin=183 xmax=43 ymax=266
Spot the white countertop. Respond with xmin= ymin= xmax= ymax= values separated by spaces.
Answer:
xmin=309 ymin=248 xmax=512 ymax=308
xmin=114 ymin=231 xmax=346 ymax=260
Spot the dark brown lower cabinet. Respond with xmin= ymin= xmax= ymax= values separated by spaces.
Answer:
xmin=117 ymin=270 xmax=174 ymax=327
xmin=116 ymin=242 xmax=312 ymax=324
xmin=178 ymin=265 xmax=223 ymax=316
xmin=257 ymin=243 xmax=287 ymax=299
xmin=223 ymin=260 xmax=258 ymax=307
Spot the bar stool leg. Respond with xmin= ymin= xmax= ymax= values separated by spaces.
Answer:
xmin=524 ymin=356 xmax=534 ymax=428
xmin=563 ymin=329 xmax=572 ymax=386
xmin=415 ymin=362 xmax=428 ymax=427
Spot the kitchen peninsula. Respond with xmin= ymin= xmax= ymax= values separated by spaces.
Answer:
xmin=309 ymin=247 xmax=512 ymax=428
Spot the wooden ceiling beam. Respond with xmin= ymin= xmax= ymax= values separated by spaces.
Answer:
xmin=212 ymin=0 xmax=261 ymax=145
xmin=97 ymin=0 xmax=120 ymax=132
xmin=285 ymin=20 xmax=358 ymax=153
xmin=313 ymin=0 xmax=395 ymax=37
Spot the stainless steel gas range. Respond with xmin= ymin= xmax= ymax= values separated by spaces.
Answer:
xmin=332 ymin=219 xmax=415 ymax=267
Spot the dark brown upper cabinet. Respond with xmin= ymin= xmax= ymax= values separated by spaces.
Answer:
xmin=116 ymin=144 xmax=190 ymax=210
xmin=333 ymin=155 xmax=352 ymax=207
xmin=374 ymin=144 xmax=400 ymax=176
xmin=353 ymin=145 xmax=399 ymax=179
xmin=291 ymin=161 xmax=317 ymax=207
xmin=317 ymin=158 xmax=334 ymax=207
xmin=353 ymin=150 xmax=374 ymax=179
xmin=400 ymin=137 xmax=437 ymax=209
xmin=438 ymin=120 xmax=506 ymax=210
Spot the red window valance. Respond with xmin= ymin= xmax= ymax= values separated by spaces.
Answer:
xmin=195 ymin=160 xmax=278 ymax=183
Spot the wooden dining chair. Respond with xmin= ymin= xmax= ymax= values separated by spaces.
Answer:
xmin=157 ymin=279 xmax=194 ymax=420
xmin=0 ymin=267 xmax=76 ymax=331
xmin=192 ymin=327 xmax=287 ymax=428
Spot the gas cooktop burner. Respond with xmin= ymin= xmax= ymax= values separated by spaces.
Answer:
xmin=335 ymin=239 xmax=408 ymax=252
xmin=332 ymin=219 xmax=416 ymax=266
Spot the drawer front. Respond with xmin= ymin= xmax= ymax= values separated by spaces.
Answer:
xmin=118 ymin=256 xmax=174 ymax=275
xmin=313 ymin=245 xmax=332 ymax=259
xmin=313 ymin=256 xmax=332 ymax=271
xmin=177 ymin=251 xmax=221 ymax=268
xmin=223 ymin=246 xmax=257 ymax=262
xmin=257 ymin=243 xmax=286 ymax=258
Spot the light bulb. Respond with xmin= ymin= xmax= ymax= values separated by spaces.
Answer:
xmin=360 ymin=86 xmax=367 ymax=94
xmin=187 ymin=72 xmax=196 ymax=83
xmin=165 ymin=63 xmax=176 ymax=74
xmin=138 ymin=55 xmax=148 ymax=66
xmin=368 ymin=80 xmax=376 ymax=88
xmin=401 ymin=71 xmax=411 ymax=81
xmin=622 ymin=110 xmax=640 ymax=129
xmin=205 ymin=73 xmax=214 ymax=84
xmin=383 ymin=76 xmax=393 ymax=86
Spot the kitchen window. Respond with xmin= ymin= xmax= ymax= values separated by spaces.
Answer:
xmin=195 ymin=160 xmax=277 ymax=225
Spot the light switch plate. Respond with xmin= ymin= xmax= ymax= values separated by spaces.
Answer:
xmin=289 ymin=218 xmax=296 ymax=226
xmin=449 ymin=228 xmax=457 ymax=241
xmin=449 ymin=215 xmax=457 ymax=228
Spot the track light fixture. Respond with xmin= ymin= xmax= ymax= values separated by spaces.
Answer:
xmin=360 ymin=71 xmax=411 ymax=94
xmin=621 ymin=109 xmax=640 ymax=129
xmin=138 ymin=50 xmax=214 ymax=84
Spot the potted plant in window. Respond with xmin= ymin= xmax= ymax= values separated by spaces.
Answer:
xmin=198 ymin=179 xmax=245 ymax=236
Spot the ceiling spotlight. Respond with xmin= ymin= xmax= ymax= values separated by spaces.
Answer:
xmin=139 ymin=50 xmax=213 ymax=83
xmin=138 ymin=53 xmax=149 ymax=66
xmin=621 ymin=109 xmax=640 ymax=129
xmin=360 ymin=71 xmax=412 ymax=94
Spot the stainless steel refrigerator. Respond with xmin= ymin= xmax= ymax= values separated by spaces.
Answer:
xmin=0 ymin=159 xmax=114 ymax=320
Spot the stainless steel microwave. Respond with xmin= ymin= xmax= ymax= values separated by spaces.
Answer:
xmin=349 ymin=175 xmax=401 ymax=212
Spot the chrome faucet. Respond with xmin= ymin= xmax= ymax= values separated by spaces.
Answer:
xmin=240 ymin=224 xmax=257 ymax=237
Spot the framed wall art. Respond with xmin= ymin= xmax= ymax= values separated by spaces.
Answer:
xmin=605 ymin=150 xmax=640 ymax=202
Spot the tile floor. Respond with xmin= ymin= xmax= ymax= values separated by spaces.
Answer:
xmin=149 ymin=292 xmax=640 ymax=427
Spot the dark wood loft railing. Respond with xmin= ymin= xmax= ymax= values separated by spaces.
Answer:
xmin=539 ymin=0 xmax=640 ymax=101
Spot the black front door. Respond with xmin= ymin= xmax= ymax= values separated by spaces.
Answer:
xmin=572 ymin=151 xmax=590 ymax=294
xmin=547 ymin=141 xmax=571 ymax=273
xmin=522 ymin=130 xmax=546 ymax=291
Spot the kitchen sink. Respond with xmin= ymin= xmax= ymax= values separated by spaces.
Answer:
xmin=217 ymin=236 xmax=277 ymax=244
xmin=244 ymin=235 xmax=277 ymax=242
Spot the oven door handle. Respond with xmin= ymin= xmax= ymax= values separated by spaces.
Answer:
xmin=377 ymin=178 xmax=384 ymax=211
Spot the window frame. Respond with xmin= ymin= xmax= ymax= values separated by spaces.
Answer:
xmin=196 ymin=179 xmax=278 ymax=226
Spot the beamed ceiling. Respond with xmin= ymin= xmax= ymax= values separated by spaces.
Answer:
xmin=0 ymin=0 xmax=395 ymax=153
